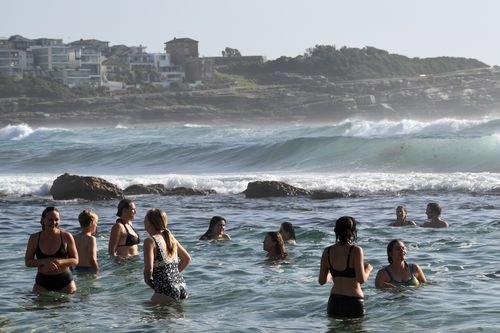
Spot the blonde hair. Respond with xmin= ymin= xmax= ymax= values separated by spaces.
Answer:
xmin=145 ymin=208 xmax=175 ymax=256
xmin=78 ymin=209 xmax=98 ymax=228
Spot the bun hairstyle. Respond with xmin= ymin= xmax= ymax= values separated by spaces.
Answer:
xmin=145 ymin=208 xmax=175 ymax=255
xmin=334 ymin=216 xmax=357 ymax=245
xmin=40 ymin=206 xmax=59 ymax=230
xmin=116 ymin=199 xmax=133 ymax=217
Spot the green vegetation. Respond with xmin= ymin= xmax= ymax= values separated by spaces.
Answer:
xmin=221 ymin=45 xmax=488 ymax=81
xmin=0 ymin=73 xmax=74 ymax=98
xmin=208 ymin=71 xmax=257 ymax=89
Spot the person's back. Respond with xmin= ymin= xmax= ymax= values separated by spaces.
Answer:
xmin=327 ymin=244 xmax=364 ymax=297
xmin=74 ymin=210 xmax=99 ymax=273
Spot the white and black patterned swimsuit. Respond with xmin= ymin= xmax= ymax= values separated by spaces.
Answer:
xmin=152 ymin=234 xmax=188 ymax=300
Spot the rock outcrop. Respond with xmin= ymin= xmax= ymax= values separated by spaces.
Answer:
xmin=244 ymin=181 xmax=310 ymax=198
xmin=310 ymin=190 xmax=357 ymax=200
xmin=124 ymin=184 xmax=168 ymax=195
xmin=50 ymin=173 xmax=123 ymax=200
xmin=161 ymin=187 xmax=216 ymax=196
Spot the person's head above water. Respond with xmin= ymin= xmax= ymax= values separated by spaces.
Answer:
xmin=334 ymin=216 xmax=357 ymax=245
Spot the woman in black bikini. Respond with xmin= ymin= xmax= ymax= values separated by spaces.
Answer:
xmin=25 ymin=207 xmax=78 ymax=293
xmin=318 ymin=216 xmax=373 ymax=318
xmin=108 ymin=199 xmax=140 ymax=257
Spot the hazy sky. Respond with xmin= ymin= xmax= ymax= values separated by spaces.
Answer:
xmin=2 ymin=0 xmax=500 ymax=65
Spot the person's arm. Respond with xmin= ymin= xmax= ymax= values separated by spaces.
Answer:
xmin=143 ymin=237 xmax=155 ymax=289
xmin=413 ymin=263 xmax=427 ymax=283
xmin=318 ymin=247 xmax=332 ymax=285
xmin=89 ymin=236 xmax=99 ymax=272
xmin=53 ymin=231 xmax=78 ymax=268
xmin=108 ymin=223 xmax=122 ymax=256
xmin=375 ymin=268 xmax=395 ymax=288
xmin=176 ymin=240 xmax=191 ymax=272
xmin=354 ymin=246 xmax=372 ymax=284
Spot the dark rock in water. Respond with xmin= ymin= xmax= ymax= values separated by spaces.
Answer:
xmin=162 ymin=187 xmax=216 ymax=196
xmin=50 ymin=173 xmax=123 ymax=200
xmin=0 ymin=191 xmax=7 ymax=197
xmin=310 ymin=190 xmax=358 ymax=200
xmin=244 ymin=181 xmax=310 ymax=198
xmin=124 ymin=184 xmax=167 ymax=195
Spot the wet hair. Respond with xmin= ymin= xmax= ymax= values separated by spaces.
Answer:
xmin=116 ymin=199 xmax=133 ymax=217
xmin=200 ymin=216 xmax=226 ymax=240
xmin=266 ymin=232 xmax=287 ymax=258
xmin=40 ymin=206 xmax=59 ymax=230
xmin=78 ymin=209 xmax=98 ymax=228
xmin=280 ymin=222 xmax=296 ymax=241
xmin=396 ymin=206 xmax=407 ymax=224
xmin=145 ymin=208 xmax=175 ymax=256
xmin=334 ymin=216 xmax=357 ymax=245
xmin=387 ymin=239 xmax=403 ymax=263
xmin=427 ymin=202 xmax=441 ymax=216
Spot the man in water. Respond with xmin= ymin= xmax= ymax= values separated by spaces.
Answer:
xmin=422 ymin=202 xmax=449 ymax=228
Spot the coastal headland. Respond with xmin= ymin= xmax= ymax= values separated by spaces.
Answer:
xmin=2 ymin=66 xmax=500 ymax=127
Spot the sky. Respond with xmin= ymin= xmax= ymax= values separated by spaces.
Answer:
xmin=2 ymin=0 xmax=500 ymax=65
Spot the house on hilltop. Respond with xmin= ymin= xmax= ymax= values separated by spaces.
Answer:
xmin=165 ymin=37 xmax=213 ymax=83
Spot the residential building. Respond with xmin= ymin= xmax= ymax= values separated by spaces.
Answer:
xmin=0 ymin=48 xmax=32 ymax=77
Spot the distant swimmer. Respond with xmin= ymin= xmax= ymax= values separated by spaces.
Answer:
xmin=375 ymin=239 xmax=427 ymax=288
xmin=108 ymin=199 xmax=140 ymax=257
xmin=143 ymin=208 xmax=191 ymax=303
xmin=199 ymin=216 xmax=231 ymax=240
xmin=279 ymin=222 xmax=297 ymax=245
xmin=25 ymin=207 xmax=78 ymax=293
xmin=422 ymin=202 xmax=449 ymax=228
xmin=318 ymin=216 xmax=372 ymax=318
xmin=390 ymin=206 xmax=416 ymax=226
xmin=73 ymin=209 xmax=99 ymax=273
xmin=263 ymin=232 xmax=287 ymax=259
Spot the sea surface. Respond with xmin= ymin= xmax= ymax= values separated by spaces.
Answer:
xmin=0 ymin=118 xmax=499 ymax=332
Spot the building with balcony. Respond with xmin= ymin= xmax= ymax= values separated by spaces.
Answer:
xmin=0 ymin=48 xmax=32 ymax=77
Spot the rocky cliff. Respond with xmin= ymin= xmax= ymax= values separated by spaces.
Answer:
xmin=1 ymin=67 xmax=500 ymax=127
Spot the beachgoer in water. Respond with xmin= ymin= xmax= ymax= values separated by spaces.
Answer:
xmin=73 ymin=209 xmax=99 ymax=273
xmin=143 ymin=208 xmax=191 ymax=303
xmin=390 ymin=206 xmax=416 ymax=226
xmin=25 ymin=207 xmax=78 ymax=293
xmin=279 ymin=222 xmax=297 ymax=244
xmin=199 ymin=216 xmax=231 ymax=240
xmin=108 ymin=199 xmax=140 ymax=257
xmin=263 ymin=231 xmax=287 ymax=259
xmin=422 ymin=202 xmax=449 ymax=228
xmin=318 ymin=216 xmax=373 ymax=318
xmin=375 ymin=239 xmax=427 ymax=288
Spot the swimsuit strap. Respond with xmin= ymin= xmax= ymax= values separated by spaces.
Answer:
xmin=152 ymin=234 xmax=169 ymax=262
xmin=384 ymin=266 xmax=396 ymax=282
xmin=346 ymin=245 xmax=354 ymax=266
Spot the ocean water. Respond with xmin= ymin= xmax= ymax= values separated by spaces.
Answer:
xmin=0 ymin=118 xmax=499 ymax=332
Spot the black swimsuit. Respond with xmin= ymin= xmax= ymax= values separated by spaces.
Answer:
xmin=116 ymin=220 xmax=140 ymax=247
xmin=35 ymin=232 xmax=73 ymax=292
xmin=326 ymin=245 xmax=364 ymax=318
xmin=327 ymin=245 xmax=356 ymax=278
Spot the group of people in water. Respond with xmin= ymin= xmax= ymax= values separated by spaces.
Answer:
xmin=24 ymin=199 xmax=447 ymax=318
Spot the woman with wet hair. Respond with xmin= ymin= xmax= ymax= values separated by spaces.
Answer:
xmin=375 ymin=239 xmax=427 ymax=288
xmin=25 ymin=207 xmax=78 ymax=293
xmin=263 ymin=231 xmax=287 ymax=259
xmin=318 ymin=216 xmax=373 ymax=318
xmin=390 ymin=206 xmax=416 ymax=226
xmin=108 ymin=199 xmax=140 ymax=257
xmin=199 ymin=216 xmax=231 ymax=240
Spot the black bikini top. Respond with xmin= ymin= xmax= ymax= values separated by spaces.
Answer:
xmin=35 ymin=232 xmax=68 ymax=259
xmin=117 ymin=219 xmax=140 ymax=247
xmin=327 ymin=245 xmax=356 ymax=278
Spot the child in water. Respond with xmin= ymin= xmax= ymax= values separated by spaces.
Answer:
xmin=73 ymin=209 xmax=99 ymax=273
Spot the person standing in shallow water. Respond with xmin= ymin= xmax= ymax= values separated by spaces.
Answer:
xmin=73 ymin=209 xmax=99 ymax=273
xmin=422 ymin=202 xmax=449 ymax=228
xmin=199 ymin=216 xmax=231 ymax=240
xmin=25 ymin=207 xmax=78 ymax=293
xmin=108 ymin=199 xmax=140 ymax=257
xmin=143 ymin=208 xmax=191 ymax=303
xmin=318 ymin=216 xmax=373 ymax=318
